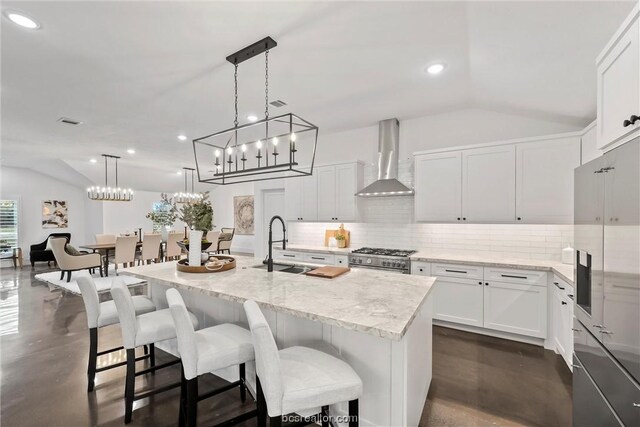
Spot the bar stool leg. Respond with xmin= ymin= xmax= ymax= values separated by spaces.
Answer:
xmin=124 ymin=349 xmax=136 ymax=424
xmin=186 ymin=377 xmax=198 ymax=427
xmin=239 ymin=363 xmax=246 ymax=403
xmin=348 ymin=399 xmax=359 ymax=427
xmin=256 ymin=377 xmax=267 ymax=427
xmin=321 ymin=405 xmax=329 ymax=427
xmin=269 ymin=416 xmax=282 ymax=427
xmin=87 ymin=328 xmax=98 ymax=392
xmin=179 ymin=365 xmax=187 ymax=427
xmin=149 ymin=343 xmax=156 ymax=368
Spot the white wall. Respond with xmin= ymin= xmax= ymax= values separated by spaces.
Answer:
xmin=0 ymin=166 xmax=103 ymax=263
xmin=314 ymin=108 xmax=583 ymax=165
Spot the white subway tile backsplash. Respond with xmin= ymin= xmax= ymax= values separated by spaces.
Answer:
xmin=288 ymin=219 xmax=573 ymax=262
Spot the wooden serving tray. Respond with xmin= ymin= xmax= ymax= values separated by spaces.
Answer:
xmin=305 ymin=266 xmax=350 ymax=279
xmin=176 ymin=255 xmax=236 ymax=273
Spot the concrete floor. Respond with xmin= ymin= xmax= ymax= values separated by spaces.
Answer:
xmin=1 ymin=265 xmax=572 ymax=426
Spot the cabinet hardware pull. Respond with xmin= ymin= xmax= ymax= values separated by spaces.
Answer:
xmin=517 ymin=217 xmax=522 ymax=221
xmin=593 ymin=324 xmax=605 ymax=329
xmin=311 ymin=257 xmax=324 ymax=260
xmin=633 ymin=403 xmax=640 ymax=408
xmin=478 ymin=281 xmax=482 ymax=285
xmin=457 ymin=217 xmax=461 ymax=221
xmin=283 ymin=254 xmax=295 ymax=258
xmin=568 ymin=294 xmax=574 ymax=300
xmin=572 ymin=364 xmax=583 ymax=369
xmin=501 ymin=274 xmax=527 ymax=279
xmin=623 ymin=115 xmax=639 ymax=127
xmin=554 ymin=282 xmax=565 ymax=290
xmin=445 ymin=269 xmax=467 ymax=273
xmin=561 ymin=301 xmax=567 ymax=305
xmin=462 ymin=217 xmax=466 ymax=220
xmin=485 ymin=282 xmax=489 ymax=286
xmin=601 ymin=330 xmax=614 ymax=335
xmin=572 ymin=328 xmax=582 ymax=332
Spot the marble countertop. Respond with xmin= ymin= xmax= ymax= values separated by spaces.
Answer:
xmin=277 ymin=245 xmax=574 ymax=285
xmin=120 ymin=256 xmax=435 ymax=341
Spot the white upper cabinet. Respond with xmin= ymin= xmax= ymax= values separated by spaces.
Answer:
xmin=515 ymin=137 xmax=580 ymax=224
xmin=596 ymin=6 xmax=639 ymax=150
xmin=414 ymin=151 xmax=462 ymax=222
xmin=334 ymin=163 xmax=360 ymax=221
xmin=301 ymin=173 xmax=318 ymax=221
xmin=316 ymin=166 xmax=336 ymax=221
xmin=462 ymin=145 xmax=516 ymax=223
xmin=285 ymin=173 xmax=318 ymax=221
xmin=286 ymin=162 xmax=362 ymax=222
xmin=284 ymin=176 xmax=303 ymax=221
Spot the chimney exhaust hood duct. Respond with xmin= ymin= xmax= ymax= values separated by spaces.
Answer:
xmin=355 ymin=118 xmax=414 ymax=197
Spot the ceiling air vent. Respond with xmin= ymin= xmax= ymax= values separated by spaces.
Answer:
xmin=57 ymin=117 xmax=83 ymax=126
xmin=269 ymin=100 xmax=287 ymax=108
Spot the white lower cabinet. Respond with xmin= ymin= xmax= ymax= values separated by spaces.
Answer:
xmin=335 ymin=255 xmax=349 ymax=266
xmin=427 ymin=264 xmax=548 ymax=339
xmin=551 ymin=276 xmax=573 ymax=368
xmin=411 ymin=261 xmax=431 ymax=276
xmin=483 ymin=281 xmax=547 ymax=339
xmin=433 ymin=277 xmax=484 ymax=328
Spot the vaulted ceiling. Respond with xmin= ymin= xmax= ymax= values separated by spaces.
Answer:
xmin=1 ymin=1 xmax=635 ymax=191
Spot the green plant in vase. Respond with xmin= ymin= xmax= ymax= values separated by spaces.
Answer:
xmin=177 ymin=191 xmax=215 ymax=250
xmin=335 ymin=233 xmax=346 ymax=248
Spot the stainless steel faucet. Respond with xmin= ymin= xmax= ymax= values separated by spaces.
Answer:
xmin=266 ymin=215 xmax=286 ymax=272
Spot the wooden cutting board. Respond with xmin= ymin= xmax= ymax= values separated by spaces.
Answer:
xmin=305 ymin=266 xmax=350 ymax=279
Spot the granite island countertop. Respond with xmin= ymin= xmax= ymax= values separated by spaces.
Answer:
xmin=275 ymin=245 xmax=574 ymax=285
xmin=120 ymin=256 xmax=435 ymax=341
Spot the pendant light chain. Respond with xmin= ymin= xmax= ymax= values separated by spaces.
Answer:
xmin=234 ymin=64 xmax=239 ymax=128
xmin=264 ymin=49 xmax=269 ymax=119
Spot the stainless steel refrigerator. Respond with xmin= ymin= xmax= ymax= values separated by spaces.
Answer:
xmin=573 ymin=137 xmax=640 ymax=426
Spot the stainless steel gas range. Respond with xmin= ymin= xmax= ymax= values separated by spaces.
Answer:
xmin=349 ymin=247 xmax=416 ymax=274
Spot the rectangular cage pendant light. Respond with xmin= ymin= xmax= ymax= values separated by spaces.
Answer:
xmin=193 ymin=37 xmax=318 ymax=185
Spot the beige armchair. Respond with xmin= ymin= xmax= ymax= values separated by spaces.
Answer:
xmin=107 ymin=236 xmax=138 ymax=273
xmin=165 ymin=232 xmax=183 ymax=261
xmin=50 ymin=237 xmax=102 ymax=282
xmin=136 ymin=233 xmax=162 ymax=265
xmin=95 ymin=234 xmax=116 ymax=245
xmin=216 ymin=228 xmax=234 ymax=254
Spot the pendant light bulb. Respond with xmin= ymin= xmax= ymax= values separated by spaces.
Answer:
xmin=241 ymin=144 xmax=247 ymax=152
xmin=272 ymin=137 xmax=278 ymax=146
xmin=290 ymin=132 xmax=297 ymax=142
xmin=256 ymin=140 xmax=263 ymax=149
xmin=227 ymin=147 xmax=233 ymax=155
xmin=215 ymin=149 xmax=221 ymax=158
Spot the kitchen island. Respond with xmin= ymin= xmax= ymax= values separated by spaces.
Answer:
xmin=121 ymin=256 xmax=435 ymax=427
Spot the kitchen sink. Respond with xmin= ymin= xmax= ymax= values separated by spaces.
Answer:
xmin=253 ymin=263 xmax=311 ymax=274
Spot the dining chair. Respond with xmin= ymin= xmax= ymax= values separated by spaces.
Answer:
xmin=49 ymin=237 xmax=102 ymax=282
xmin=165 ymin=232 xmax=183 ymax=261
xmin=95 ymin=234 xmax=117 ymax=245
xmin=217 ymin=228 xmax=234 ymax=254
xmin=136 ymin=233 xmax=162 ymax=265
xmin=107 ymin=235 xmax=138 ymax=273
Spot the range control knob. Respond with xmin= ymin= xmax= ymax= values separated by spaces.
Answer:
xmin=382 ymin=261 xmax=388 ymax=267
xmin=400 ymin=262 xmax=406 ymax=269
xmin=358 ymin=258 xmax=362 ymax=264
xmin=366 ymin=258 xmax=372 ymax=264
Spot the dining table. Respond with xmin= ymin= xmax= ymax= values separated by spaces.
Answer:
xmin=79 ymin=242 xmax=147 ymax=277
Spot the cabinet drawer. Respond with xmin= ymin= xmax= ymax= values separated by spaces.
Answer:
xmin=552 ymin=275 xmax=574 ymax=299
xmin=432 ymin=263 xmax=483 ymax=280
xmin=335 ymin=255 xmax=349 ymax=266
xmin=484 ymin=267 xmax=546 ymax=286
xmin=274 ymin=250 xmax=303 ymax=261
xmin=412 ymin=261 xmax=431 ymax=276
xmin=303 ymin=253 xmax=335 ymax=265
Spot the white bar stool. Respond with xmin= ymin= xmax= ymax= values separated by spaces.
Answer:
xmin=111 ymin=278 xmax=199 ymax=424
xmin=243 ymin=300 xmax=363 ymax=427
xmin=76 ymin=276 xmax=156 ymax=392
xmin=166 ymin=288 xmax=257 ymax=427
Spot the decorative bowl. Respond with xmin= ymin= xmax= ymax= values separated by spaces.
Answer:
xmin=177 ymin=240 xmax=214 ymax=252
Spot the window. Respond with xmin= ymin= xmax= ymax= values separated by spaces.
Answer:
xmin=0 ymin=200 xmax=18 ymax=255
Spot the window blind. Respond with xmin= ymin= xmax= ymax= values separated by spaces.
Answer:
xmin=0 ymin=200 xmax=18 ymax=252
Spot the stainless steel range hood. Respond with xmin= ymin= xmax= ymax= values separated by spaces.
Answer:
xmin=356 ymin=118 xmax=414 ymax=197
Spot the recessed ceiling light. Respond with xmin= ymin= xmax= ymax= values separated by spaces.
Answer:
xmin=90 ymin=158 xmax=97 ymax=163
xmin=247 ymin=115 xmax=258 ymax=122
xmin=426 ymin=63 xmax=446 ymax=75
xmin=5 ymin=11 xmax=40 ymax=29
xmin=177 ymin=170 xmax=183 ymax=175
xmin=178 ymin=134 xmax=187 ymax=141
xmin=127 ymin=148 xmax=136 ymax=154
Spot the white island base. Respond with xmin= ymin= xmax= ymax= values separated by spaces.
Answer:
xmin=145 ymin=282 xmax=433 ymax=427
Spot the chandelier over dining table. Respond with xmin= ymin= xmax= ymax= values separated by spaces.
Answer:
xmin=193 ymin=37 xmax=318 ymax=185
xmin=174 ymin=167 xmax=203 ymax=204
xmin=87 ymin=154 xmax=134 ymax=201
